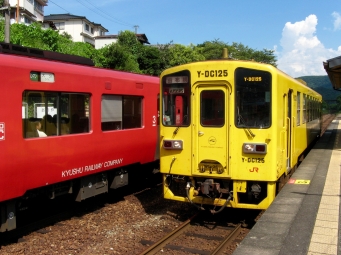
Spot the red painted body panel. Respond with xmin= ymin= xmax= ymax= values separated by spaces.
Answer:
xmin=0 ymin=53 xmax=159 ymax=202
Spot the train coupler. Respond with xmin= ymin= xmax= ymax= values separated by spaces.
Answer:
xmin=197 ymin=179 xmax=229 ymax=197
xmin=185 ymin=181 xmax=232 ymax=213
xmin=186 ymin=182 xmax=205 ymax=211
xmin=210 ymin=191 xmax=232 ymax=214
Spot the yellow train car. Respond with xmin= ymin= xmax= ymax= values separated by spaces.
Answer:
xmin=160 ymin=57 xmax=322 ymax=212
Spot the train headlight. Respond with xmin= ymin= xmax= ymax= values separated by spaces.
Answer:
xmin=163 ymin=140 xmax=183 ymax=150
xmin=243 ymin=143 xmax=267 ymax=154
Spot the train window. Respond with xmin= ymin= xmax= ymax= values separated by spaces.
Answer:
xmin=101 ymin=95 xmax=142 ymax=131
xmin=123 ymin=96 xmax=142 ymax=129
xmin=297 ymin=92 xmax=301 ymax=126
xmin=201 ymin=90 xmax=225 ymax=127
xmin=235 ymin=68 xmax=271 ymax=129
xmin=161 ymin=70 xmax=190 ymax=126
xmin=310 ymin=98 xmax=313 ymax=121
xmin=307 ymin=98 xmax=310 ymax=122
xmin=22 ymin=91 xmax=90 ymax=138
xmin=303 ymin=94 xmax=307 ymax=123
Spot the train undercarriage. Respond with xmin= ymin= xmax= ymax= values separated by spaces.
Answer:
xmin=0 ymin=162 xmax=159 ymax=232
xmin=163 ymin=170 xmax=296 ymax=212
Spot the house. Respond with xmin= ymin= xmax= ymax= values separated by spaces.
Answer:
xmin=94 ymin=33 xmax=150 ymax=49
xmin=4 ymin=1 xmax=150 ymax=49
xmin=43 ymin=13 xmax=108 ymax=47
xmin=8 ymin=0 xmax=48 ymax=24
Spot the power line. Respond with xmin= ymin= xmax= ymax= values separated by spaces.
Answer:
xmin=47 ymin=1 xmax=138 ymax=32
xmin=74 ymin=0 xmax=134 ymax=28
xmin=82 ymin=0 xmax=134 ymax=27
xmin=48 ymin=0 xmax=71 ymax=14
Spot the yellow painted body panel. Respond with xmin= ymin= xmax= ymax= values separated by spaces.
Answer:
xmin=160 ymin=60 xmax=322 ymax=210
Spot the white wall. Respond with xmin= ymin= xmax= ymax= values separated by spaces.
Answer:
xmin=64 ymin=20 xmax=83 ymax=42
xmin=95 ymin=38 xmax=117 ymax=49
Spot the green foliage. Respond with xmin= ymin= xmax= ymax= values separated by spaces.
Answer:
xmin=10 ymin=23 xmax=61 ymax=51
xmin=167 ymin=44 xmax=205 ymax=67
xmin=0 ymin=23 xmax=279 ymax=76
xmin=138 ymin=45 xmax=164 ymax=76
xmin=99 ymin=43 xmax=140 ymax=73
xmin=58 ymin=41 xmax=97 ymax=59
xmin=0 ymin=19 xmax=4 ymax=42
xmin=298 ymin=76 xmax=331 ymax=89
xmin=60 ymin=31 xmax=72 ymax=40
xmin=96 ymin=30 xmax=142 ymax=73
xmin=2 ymin=20 xmax=338 ymax=113
xmin=299 ymin=76 xmax=337 ymax=101
xmin=299 ymin=75 xmax=340 ymax=114
xmin=117 ymin=30 xmax=142 ymax=56
xmin=0 ymin=0 xmax=3 ymax=17
xmin=197 ymin=40 xmax=277 ymax=66
xmin=197 ymin=39 xmax=229 ymax=60
xmin=335 ymin=95 xmax=341 ymax=112
xmin=156 ymin=41 xmax=175 ymax=71
xmin=3 ymin=22 xmax=98 ymax=64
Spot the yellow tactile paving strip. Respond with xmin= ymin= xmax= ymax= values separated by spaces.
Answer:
xmin=308 ymin=120 xmax=341 ymax=255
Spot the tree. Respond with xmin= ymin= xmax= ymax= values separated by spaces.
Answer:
xmin=98 ymin=43 xmax=140 ymax=73
xmin=4 ymin=22 xmax=97 ymax=61
xmin=197 ymin=39 xmax=229 ymax=60
xmin=117 ymin=30 xmax=142 ymax=56
xmin=95 ymin=30 xmax=142 ymax=73
xmin=230 ymin=42 xmax=277 ymax=66
xmin=138 ymin=45 xmax=164 ymax=76
xmin=335 ymin=95 xmax=341 ymax=113
xmin=0 ymin=19 xmax=4 ymax=42
xmin=197 ymin=40 xmax=277 ymax=66
xmin=0 ymin=21 xmax=278 ymax=74
xmin=58 ymin=41 xmax=97 ymax=59
xmin=167 ymin=44 xmax=205 ymax=67
xmin=10 ymin=22 xmax=60 ymax=50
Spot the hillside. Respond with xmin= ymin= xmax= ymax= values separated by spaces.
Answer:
xmin=298 ymin=75 xmax=339 ymax=101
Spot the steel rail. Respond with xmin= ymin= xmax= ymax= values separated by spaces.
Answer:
xmin=139 ymin=213 xmax=197 ymax=255
xmin=210 ymin=223 xmax=242 ymax=255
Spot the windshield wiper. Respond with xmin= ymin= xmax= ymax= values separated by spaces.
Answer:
xmin=173 ymin=115 xmax=188 ymax=135
xmin=237 ymin=108 xmax=255 ymax=138
xmin=173 ymin=126 xmax=180 ymax=135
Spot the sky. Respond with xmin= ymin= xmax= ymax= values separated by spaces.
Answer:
xmin=45 ymin=0 xmax=341 ymax=78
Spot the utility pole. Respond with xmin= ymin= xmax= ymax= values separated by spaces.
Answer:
xmin=4 ymin=0 xmax=10 ymax=43
xmin=16 ymin=0 xmax=19 ymax=23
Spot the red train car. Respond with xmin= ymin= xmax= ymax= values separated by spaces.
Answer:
xmin=0 ymin=43 xmax=159 ymax=231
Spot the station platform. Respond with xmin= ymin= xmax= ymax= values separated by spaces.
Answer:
xmin=233 ymin=115 xmax=341 ymax=255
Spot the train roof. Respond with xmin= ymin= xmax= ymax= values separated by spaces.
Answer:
xmin=161 ymin=58 xmax=321 ymax=98
xmin=0 ymin=43 xmax=159 ymax=82
xmin=0 ymin=43 xmax=94 ymax=67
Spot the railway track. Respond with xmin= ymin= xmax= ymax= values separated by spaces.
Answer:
xmin=0 ymin=115 xmax=335 ymax=255
xmin=139 ymin=212 xmax=250 ymax=255
xmin=321 ymin=114 xmax=336 ymax=135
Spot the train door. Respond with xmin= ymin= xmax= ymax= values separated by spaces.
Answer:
xmin=286 ymin=89 xmax=293 ymax=170
xmin=193 ymin=85 xmax=228 ymax=176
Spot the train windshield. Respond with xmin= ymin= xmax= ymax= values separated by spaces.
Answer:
xmin=161 ymin=70 xmax=190 ymax=126
xmin=235 ymin=68 xmax=271 ymax=129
